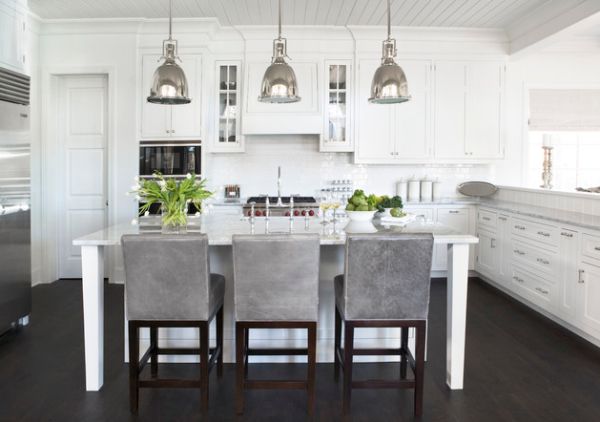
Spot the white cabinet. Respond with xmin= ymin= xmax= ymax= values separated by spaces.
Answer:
xmin=578 ymin=261 xmax=600 ymax=337
xmin=242 ymin=60 xmax=321 ymax=135
xmin=0 ymin=0 xmax=26 ymax=74
xmin=212 ymin=61 xmax=244 ymax=152
xmin=355 ymin=59 xmax=432 ymax=163
xmin=476 ymin=228 xmax=498 ymax=278
xmin=434 ymin=61 xmax=505 ymax=160
xmin=434 ymin=208 xmax=470 ymax=270
xmin=497 ymin=214 xmax=512 ymax=285
xmin=320 ymin=60 xmax=353 ymax=152
xmin=558 ymin=229 xmax=579 ymax=320
xmin=140 ymin=54 xmax=202 ymax=139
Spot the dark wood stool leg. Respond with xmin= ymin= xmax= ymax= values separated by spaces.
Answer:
xmin=128 ymin=322 xmax=139 ymax=414
xmin=342 ymin=322 xmax=354 ymax=416
xmin=235 ymin=323 xmax=245 ymax=415
xmin=414 ymin=322 xmax=426 ymax=418
xmin=150 ymin=326 xmax=158 ymax=378
xmin=216 ymin=306 xmax=224 ymax=377
xmin=334 ymin=306 xmax=342 ymax=381
xmin=400 ymin=327 xmax=409 ymax=379
xmin=244 ymin=328 xmax=249 ymax=379
xmin=307 ymin=322 xmax=317 ymax=416
xmin=199 ymin=322 xmax=210 ymax=411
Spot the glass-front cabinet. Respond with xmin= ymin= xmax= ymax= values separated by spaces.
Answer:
xmin=213 ymin=61 xmax=244 ymax=152
xmin=320 ymin=60 xmax=353 ymax=152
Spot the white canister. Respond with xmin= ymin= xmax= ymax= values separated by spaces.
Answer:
xmin=420 ymin=179 xmax=433 ymax=202
xmin=432 ymin=181 xmax=442 ymax=202
xmin=407 ymin=178 xmax=420 ymax=202
xmin=396 ymin=180 xmax=408 ymax=202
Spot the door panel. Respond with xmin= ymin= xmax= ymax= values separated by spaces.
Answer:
xmin=141 ymin=54 xmax=170 ymax=138
xmin=434 ymin=61 xmax=466 ymax=159
xmin=170 ymin=54 xmax=202 ymax=138
xmin=59 ymin=75 xmax=108 ymax=278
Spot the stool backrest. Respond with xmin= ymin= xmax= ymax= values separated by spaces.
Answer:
xmin=122 ymin=234 xmax=211 ymax=321
xmin=232 ymin=234 xmax=320 ymax=321
xmin=343 ymin=233 xmax=434 ymax=320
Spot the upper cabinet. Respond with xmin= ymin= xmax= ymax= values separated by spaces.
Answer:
xmin=320 ymin=60 xmax=353 ymax=152
xmin=434 ymin=61 xmax=505 ymax=160
xmin=211 ymin=61 xmax=244 ymax=153
xmin=0 ymin=0 xmax=27 ymax=74
xmin=242 ymin=59 xmax=321 ymax=135
xmin=140 ymin=54 xmax=202 ymax=140
xmin=355 ymin=59 xmax=432 ymax=164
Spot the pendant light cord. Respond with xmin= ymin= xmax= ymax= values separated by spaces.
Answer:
xmin=168 ymin=0 xmax=173 ymax=40
xmin=278 ymin=0 xmax=282 ymax=39
xmin=387 ymin=0 xmax=391 ymax=40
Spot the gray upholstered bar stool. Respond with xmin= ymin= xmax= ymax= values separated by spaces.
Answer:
xmin=122 ymin=234 xmax=225 ymax=413
xmin=333 ymin=233 xmax=434 ymax=417
xmin=232 ymin=234 xmax=320 ymax=416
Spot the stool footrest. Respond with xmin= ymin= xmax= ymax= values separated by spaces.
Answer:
xmin=352 ymin=380 xmax=416 ymax=389
xmin=139 ymin=379 xmax=202 ymax=388
xmin=247 ymin=347 xmax=308 ymax=356
xmin=244 ymin=380 xmax=308 ymax=390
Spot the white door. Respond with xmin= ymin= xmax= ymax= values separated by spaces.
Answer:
xmin=355 ymin=59 xmax=394 ymax=162
xmin=394 ymin=59 xmax=431 ymax=159
xmin=58 ymin=75 xmax=108 ymax=278
xmin=578 ymin=261 xmax=600 ymax=336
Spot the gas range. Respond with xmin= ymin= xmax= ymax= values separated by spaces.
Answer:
xmin=243 ymin=195 xmax=318 ymax=217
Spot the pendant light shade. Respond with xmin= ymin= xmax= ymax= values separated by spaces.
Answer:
xmin=369 ymin=0 xmax=410 ymax=104
xmin=147 ymin=0 xmax=191 ymax=105
xmin=258 ymin=0 xmax=300 ymax=103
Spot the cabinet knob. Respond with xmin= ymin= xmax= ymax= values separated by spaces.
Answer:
xmin=578 ymin=269 xmax=585 ymax=284
xmin=561 ymin=232 xmax=574 ymax=238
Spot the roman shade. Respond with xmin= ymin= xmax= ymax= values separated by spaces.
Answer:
xmin=529 ymin=89 xmax=600 ymax=131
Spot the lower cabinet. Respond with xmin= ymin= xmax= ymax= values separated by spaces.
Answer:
xmin=476 ymin=207 xmax=600 ymax=346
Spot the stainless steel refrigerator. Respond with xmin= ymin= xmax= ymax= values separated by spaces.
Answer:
xmin=0 ymin=67 xmax=31 ymax=334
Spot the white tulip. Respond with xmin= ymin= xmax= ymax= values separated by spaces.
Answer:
xmin=186 ymin=173 xmax=192 ymax=179
xmin=135 ymin=195 xmax=141 ymax=200
xmin=144 ymin=211 xmax=150 ymax=217
xmin=131 ymin=184 xmax=140 ymax=191
xmin=131 ymin=218 xmax=138 ymax=226
xmin=133 ymin=176 xmax=139 ymax=182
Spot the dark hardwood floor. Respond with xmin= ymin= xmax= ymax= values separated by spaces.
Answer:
xmin=1 ymin=278 xmax=600 ymax=421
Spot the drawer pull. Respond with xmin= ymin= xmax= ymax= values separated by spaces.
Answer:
xmin=513 ymin=276 xmax=524 ymax=283
xmin=561 ymin=232 xmax=574 ymax=238
xmin=536 ymin=258 xmax=550 ymax=265
xmin=579 ymin=269 xmax=585 ymax=284
xmin=514 ymin=225 xmax=525 ymax=230
xmin=537 ymin=231 xmax=550 ymax=237
xmin=514 ymin=249 xmax=525 ymax=255
xmin=482 ymin=216 xmax=491 ymax=221
xmin=449 ymin=210 xmax=460 ymax=214
xmin=535 ymin=287 xmax=549 ymax=295
xmin=491 ymin=238 xmax=497 ymax=249
xmin=498 ymin=216 xmax=507 ymax=221
xmin=595 ymin=247 xmax=600 ymax=252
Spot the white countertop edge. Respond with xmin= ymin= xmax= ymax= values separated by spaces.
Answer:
xmin=497 ymin=185 xmax=600 ymax=200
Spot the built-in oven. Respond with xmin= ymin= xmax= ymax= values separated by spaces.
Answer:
xmin=139 ymin=141 xmax=201 ymax=178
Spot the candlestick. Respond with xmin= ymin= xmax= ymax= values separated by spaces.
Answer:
xmin=540 ymin=146 xmax=554 ymax=189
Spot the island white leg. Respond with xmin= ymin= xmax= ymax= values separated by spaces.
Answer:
xmin=446 ymin=243 xmax=469 ymax=390
xmin=81 ymin=245 xmax=104 ymax=391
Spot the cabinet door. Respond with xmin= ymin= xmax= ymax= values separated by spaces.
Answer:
xmin=477 ymin=229 xmax=498 ymax=278
xmin=394 ymin=60 xmax=431 ymax=159
xmin=170 ymin=54 xmax=202 ymax=138
xmin=558 ymin=229 xmax=579 ymax=320
xmin=213 ymin=61 xmax=243 ymax=152
xmin=433 ymin=61 xmax=466 ymax=159
xmin=141 ymin=54 xmax=171 ymax=138
xmin=321 ymin=61 xmax=353 ymax=152
xmin=0 ymin=3 xmax=24 ymax=73
xmin=497 ymin=214 xmax=512 ymax=286
xmin=578 ymin=261 xmax=600 ymax=336
xmin=465 ymin=62 xmax=504 ymax=158
xmin=433 ymin=208 xmax=469 ymax=270
xmin=355 ymin=59 xmax=394 ymax=162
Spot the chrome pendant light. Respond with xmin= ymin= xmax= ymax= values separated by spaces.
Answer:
xmin=258 ymin=0 xmax=300 ymax=103
xmin=369 ymin=0 xmax=410 ymax=104
xmin=147 ymin=0 xmax=191 ymax=105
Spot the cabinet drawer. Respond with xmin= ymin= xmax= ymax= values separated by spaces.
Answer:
xmin=511 ymin=238 xmax=558 ymax=279
xmin=511 ymin=217 xmax=558 ymax=247
xmin=582 ymin=234 xmax=600 ymax=262
xmin=511 ymin=266 xmax=556 ymax=309
xmin=478 ymin=209 xmax=497 ymax=229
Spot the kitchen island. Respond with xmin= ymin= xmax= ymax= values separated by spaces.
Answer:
xmin=74 ymin=214 xmax=478 ymax=392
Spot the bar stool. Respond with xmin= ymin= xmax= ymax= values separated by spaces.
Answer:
xmin=232 ymin=234 xmax=320 ymax=416
xmin=122 ymin=234 xmax=225 ymax=413
xmin=333 ymin=233 xmax=434 ymax=417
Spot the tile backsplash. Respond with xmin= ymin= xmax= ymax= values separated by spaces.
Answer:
xmin=204 ymin=135 xmax=493 ymax=200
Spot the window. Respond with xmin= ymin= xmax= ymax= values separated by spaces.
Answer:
xmin=526 ymin=89 xmax=600 ymax=191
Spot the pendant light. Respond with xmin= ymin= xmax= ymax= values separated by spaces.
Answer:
xmin=147 ymin=0 xmax=191 ymax=105
xmin=258 ymin=0 xmax=300 ymax=103
xmin=369 ymin=0 xmax=410 ymax=104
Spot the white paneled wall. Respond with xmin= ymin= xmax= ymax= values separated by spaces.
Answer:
xmin=205 ymin=135 xmax=492 ymax=199
xmin=494 ymin=186 xmax=600 ymax=217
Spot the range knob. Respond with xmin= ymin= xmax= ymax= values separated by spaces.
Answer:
xmin=284 ymin=211 xmax=290 ymax=216
xmin=301 ymin=210 xmax=307 ymax=216
xmin=255 ymin=210 xmax=262 ymax=217
xmin=294 ymin=210 xmax=300 ymax=216
xmin=308 ymin=210 xmax=315 ymax=216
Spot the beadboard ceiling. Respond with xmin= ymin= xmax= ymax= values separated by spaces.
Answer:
xmin=29 ymin=0 xmax=551 ymax=28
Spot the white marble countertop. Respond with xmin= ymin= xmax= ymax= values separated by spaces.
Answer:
xmin=479 ymin=199 xmax=600 ymax=231
xmin=73 ymin=214 xmax=478 ymax=247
